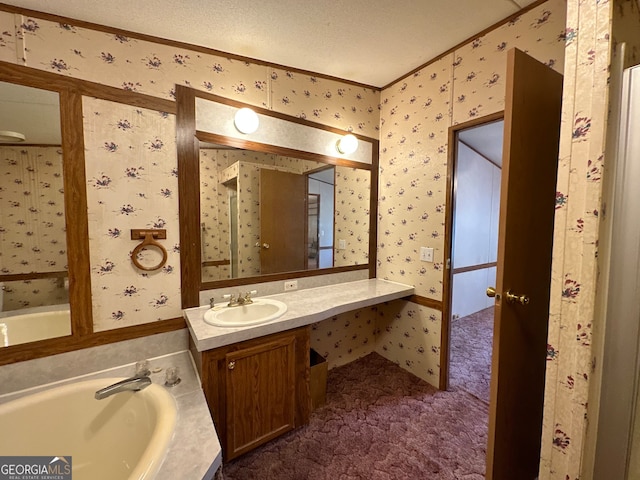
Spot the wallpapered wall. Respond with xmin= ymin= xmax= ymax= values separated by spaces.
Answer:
xmin=376 ymin=0 xmax=567 ymax=385
xmin=0 ymin=10 xmax=380 ymax=334
xmin=540 ymin=2 xmax=640 ymax=479
xmin=0 ymin=146 xmax=69 ymax=310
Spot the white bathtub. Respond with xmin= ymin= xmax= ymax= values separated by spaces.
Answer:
xmin=0 ymin=304 xmax=71 ymax=346
xmin=0 ymin=377 xmax=177 ymax=480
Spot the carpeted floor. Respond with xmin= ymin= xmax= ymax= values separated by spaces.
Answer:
xmin=223 ymin=352 xmax=489 ymax=480
xmin=449 ymin=307 xmax=494 ymax=404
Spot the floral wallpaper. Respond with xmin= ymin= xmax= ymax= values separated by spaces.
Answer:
xmin=541 ymin=2 xmax=640 ymax=479
xmin=377 ymin=0 xmax=567 ymax=386
xmin=83 ymin=97 xmax=181 ymax=332
xmin=0 ymin=146 xmax=68 ymax=310
xmin=0 ymin=6 xmax=379 ymax=333
xmin=334 ymin=167 xmax=370 ymax=267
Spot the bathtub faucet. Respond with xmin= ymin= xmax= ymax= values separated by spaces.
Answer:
xmin=94 ymin=376 xmax=152 ymax=400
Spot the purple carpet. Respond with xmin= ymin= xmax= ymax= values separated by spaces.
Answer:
xmin=449 ymin=307 xmax=494 ymax=404
xmin=222 ymin=352 xmax=488 ymax=480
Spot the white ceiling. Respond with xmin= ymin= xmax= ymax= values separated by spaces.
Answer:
xmin=458 ymin=120 xmax=504 ymax=167
xmin=2 ymin=0 xmax=538 ymax=87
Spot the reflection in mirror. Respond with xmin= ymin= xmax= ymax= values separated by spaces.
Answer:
xmin=0 ymin=81 xmax=71 ymax=347
xmin=199 ymin=144 xmax=370 ymax=282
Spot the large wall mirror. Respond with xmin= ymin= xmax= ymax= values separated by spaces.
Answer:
xmin=0 ymin=80 xmax=72 ymax=347
xmin=177 ymin=87 xmax=379 ymax=308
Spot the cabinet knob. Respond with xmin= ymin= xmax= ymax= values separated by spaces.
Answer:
xmin=228 ymin=360 xmax=236 ymax=370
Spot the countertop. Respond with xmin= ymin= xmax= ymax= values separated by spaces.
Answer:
xmin=184 ymin=278 xmax=414 ymax=352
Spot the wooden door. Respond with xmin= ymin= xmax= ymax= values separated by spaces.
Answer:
xmin=225 ymin=335 xmax=296 ymax=460
xmin=260 ymin=169 xmax=307 ymax=274
xmin=486 ymin=48 xmax=563 ymax=479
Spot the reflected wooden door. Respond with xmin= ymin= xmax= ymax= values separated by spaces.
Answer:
xmin=486 ymin=48 xmax=563 ymax=479
xmin=260 ymin=169 xmax=306 ymax=274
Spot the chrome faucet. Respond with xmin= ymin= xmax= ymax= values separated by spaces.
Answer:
xmin=94 ymin=376 xmax=152 ymax=400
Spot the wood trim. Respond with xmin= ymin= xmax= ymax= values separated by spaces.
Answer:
xmin=452 ymin=262 xmax=498 ymax=275
xmin=0 ymin=271 xmax=67 ymax=282
xmin=0 ymin=3 xmax=379 ymax=91
xmin=441 ymin=111 xmax=504 ymax=391
xmin=180 ymin=85 xmax=378 ymax=295
xmin=202 ymin=260 xmax=231 ymax=267
xmin=176 ymin=85 xmax=201 ymax=308
xmin=196 ymin=130 xmax=372 ymax=171
xmin=406 ymin=295 xmax=443 ymax=311
xmin=0 ymin=318 xmax=185 ymax=366
xmin=369 ymin=140 xmax=379 ymax=279
xmin=0 ymin=62 xmax=175 ymax=113
xmin=60 ymin=88 xmax=93 ymax=337
xmin=458 ymin=139 xmax=502 ymax=170
xmin=382 ymin=0 xmax=551 ymax=89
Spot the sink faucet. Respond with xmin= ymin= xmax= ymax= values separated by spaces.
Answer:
xmin=225 ymin=290 xmax=257 ymax=307
xmin=94 ymin=376 xmax=152 ymax=400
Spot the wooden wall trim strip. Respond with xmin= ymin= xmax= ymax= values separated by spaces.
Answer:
xmin=0 ymin=271 xmax=67 ymax=282
xmin=0 ymin=62 xmax=176 ymax=113
xmin=406 ymin=294 xmax=443 ymax=311
xmin=452 ymin=262 xmax=498 ymax=275
xmin=202 ymin=260 xmax=231 ymax=267
xmin=382 ymin=0 xmax=551 ymax=89
xmin=0 ymin=3 xmax=379 ymax=91
xmin=0 ymin=318 xmax=186 ymax=367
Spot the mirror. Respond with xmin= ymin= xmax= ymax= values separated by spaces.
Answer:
xmin=0 ymin=81 xmax=71 ymax=347
xmin=199 ymin=145 xmax=371 ymax=281
xmin=177 ymin=87 xmax=378 ymax=307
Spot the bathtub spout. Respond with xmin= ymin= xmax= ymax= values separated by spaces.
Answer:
xmin=94 ymin=376 xmax=152 ymax=400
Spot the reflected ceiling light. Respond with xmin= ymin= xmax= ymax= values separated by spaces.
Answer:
xmin=234 ymin=107 xmax=259 ymax=134
xmin=336 ymin=133 xmax=358 ymax=155
xmin=0 ymin=130 xmax=26 ymax=143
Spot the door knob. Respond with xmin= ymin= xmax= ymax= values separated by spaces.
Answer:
xmin=505 ymin=290 xmax=530 ymax=306
xmin=486 ymin=287 xmax=497 ymax=298
xmin=228 ymin=360 xmax=236 ymax=370
xmin=262 ymin=243 xmax=270 ymax=249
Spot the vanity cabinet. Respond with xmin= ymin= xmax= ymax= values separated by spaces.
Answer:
xmin=200 ymin=326 xmax=311 ymax=461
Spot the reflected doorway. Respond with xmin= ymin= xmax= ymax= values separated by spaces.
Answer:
xmin=448 ymin=118 xmax=503 ymax=403
xmin=306 ymin=167 xmax=335 ymax=269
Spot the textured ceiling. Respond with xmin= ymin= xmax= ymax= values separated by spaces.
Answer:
xmin=1 ymin=0 xmax=538 ymax=87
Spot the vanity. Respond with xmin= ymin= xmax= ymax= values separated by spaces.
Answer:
xmin=184 ymin=278 xmax=414 ymax=461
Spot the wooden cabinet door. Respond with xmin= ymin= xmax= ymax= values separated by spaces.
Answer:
xmin=225 ymin=335 xmax=296 ymax=460
xmin=200 ymin=327 xmax=311 ymax=462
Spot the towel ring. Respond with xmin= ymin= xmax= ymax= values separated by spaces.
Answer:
xmin=131 ymin=229 xmax=167 ymax=272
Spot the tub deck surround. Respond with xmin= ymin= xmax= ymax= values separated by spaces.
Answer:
xmin=0 ymin=351 xmax=221 ymax=480
xmin=184 ymin=279 xmax=414 ymax=352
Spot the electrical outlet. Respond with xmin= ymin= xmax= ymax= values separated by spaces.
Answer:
xmin=338 ymin=239 xmax=346 ymax=249
xmin=284 ymin=280 xmax=298 ymax=291
xmin=420 ymin=247 xmax=434 ymax=262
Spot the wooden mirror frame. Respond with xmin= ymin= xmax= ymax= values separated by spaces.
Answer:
xmin=0 ymin=62 xmax=184 ymax=366
xmin=176 ymin=86 xmax=379 ymax=308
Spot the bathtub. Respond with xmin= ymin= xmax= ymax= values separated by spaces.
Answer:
xmin=0 ymin=304 xmax=71 ymax=346
xmin=0 ymin=377 xmax=177 ymax=480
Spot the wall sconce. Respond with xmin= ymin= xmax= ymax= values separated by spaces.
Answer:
xmin=0 ymin=130 xmax=26 ymax=143
xmin=336 ymin=133 xmax=358 ymax=155
xmin=234 ymin=107 xmax=259 ymax=134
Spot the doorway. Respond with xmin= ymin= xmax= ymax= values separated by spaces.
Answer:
xmin=447 ymin=118 xmax=504 ymax=403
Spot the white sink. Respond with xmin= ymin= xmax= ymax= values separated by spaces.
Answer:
xmin=203 ymin=298 xmax=287 ymax=327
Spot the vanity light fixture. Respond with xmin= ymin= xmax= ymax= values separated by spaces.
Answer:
xmin=234 ymin=107 xmax=259 ymax=134
xmin=0 ymin=130 xmax=26 ymax=143
xmin=336 ymin=133 xmax=358 ymax=155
